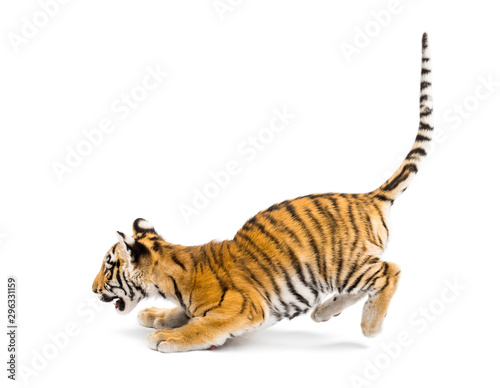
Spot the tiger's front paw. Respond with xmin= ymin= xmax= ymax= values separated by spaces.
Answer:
xmin=147 ymin=329 xmax=207 ymax=353
xmin=137 ymin=307 xmax=189 ymax=329
xmin=147 ymin=329 xmax=174 ymax=352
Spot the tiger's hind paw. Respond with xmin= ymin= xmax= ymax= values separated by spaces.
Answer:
xmin=312 ymin=293 xmax=366 ymax=323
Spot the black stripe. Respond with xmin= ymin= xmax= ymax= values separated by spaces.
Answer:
xmin=311 ymin=198 xmax=338 ymax=246
xmin=186 ymin=251 xmax=198 ymax=268
xmin=283 ymin=203 xmax=323 ymax=283
xmin=169 ymin=276 xmax=186 ymax=311
xmin=241 ymin=215 xmax=258 ymax=232
xmin=203 ymin=247 xmax=231 ymax=294
xmin=304 ymin=207 xmax=329 ymax=287
xmin=328 ymin=197 xmax=346 ymax=291
xmin=304 ymin=263 xmax=321 ymax=296
xmin=347 ymin=203 xmax=360 ymax=251
xmin=371 ymin=200 xmax=389 ymax=240
xmin=263 ymin=202 xmax=283 ymax=213
xmin=381 ymin=262 xmax=389 ymax=277
xmin=341 ymin=262 xmax=359 ymax=292
xmin=241 ymin=263 xmax=273 ymax=306
xmin=311 ymin=197 xmax=339 ymax=291
xmin=374 ymin=194 xmax=394 ymax=205
xmin=364 ymin=262 xmax=388 ymax=291
xmin=124 ymin=277 xmax=135 ymax=298
xmin=419 ymin=122 xmax=433 ymax=131
xmin=200 ymin=291 xmax=227 ymax=317
xmin=252 ymin=221 xmax=318 ymax=299
xmin=420 ymin=107 xmax=433 ymax=117
xmin=114 ymin=264 xmax=124 ymax=289
xmin=170 ymin=252 xmax=186 ymax=271
xmin=407 ymin=148 xmax=427 ymax=158
xmin=288 ymin=309 xmax=301 ymax=320
xmin=152 ymin=241 xmax=161 ymax=252
xmin=362 ymin=211 xmax=378 ymax=246
xmin=420 ymin=81 xmax=431 ymax=90
xmin=283 ymin=202 xmax=312 ymax=238
xmin=261 ymin=212 xmax=302 ymax=247
xmin=346 ymin=267 xmax=371 ymax=293
xmin=135 ymin=283 xmax=147 ymax=298
xmin=311 ymin=198 xmax=337 ymax=235
xmin=422 ymin=33 xmax=428 ymax=47
xmin=108 ymin=286 xmax=123 ymax=295
xmin=361 ymin=267 xmax=384 ymax=291
xmin=337 ymin=201 xmax=363 ymax=291
xmin=238 ymin=296 xmax=248 ymax=314
xmin=374 ymin=278 xmax=390 ymax=295
xmin=237 ymin=239 xmax=289 ymax=314
xmin=196 ymin=302 xmax=219 ymax=317
xmin=236 ymin=233 xmax=279 ymax=273
xmin=363 ymin=275 xmax=383 ymax=290
xmin=279 ymin=265 xmax=311 ymax=308
xmin=416 ymin=134 xmax=431 ymax=142
xmin=187 ymin=270 xmax=199 ymax=312
xmin=381 ymin=163 xmax=418 ymax=192
xmin=421 ymin=68 xmax=431 ymax=75
xmin=214 ymin=243 xmax=253 ymax=316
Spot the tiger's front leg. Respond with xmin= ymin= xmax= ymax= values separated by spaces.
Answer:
xmin=137 ymin=307 xmax=189 ymax=329
xmin=146 ymin=292 xmax=265 ymax=352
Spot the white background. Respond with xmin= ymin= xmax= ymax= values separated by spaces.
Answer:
xmin=1 ymin=1 xmax=499 ymax=387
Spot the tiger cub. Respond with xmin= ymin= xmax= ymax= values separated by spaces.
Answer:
xmin=92 ymin=33 xmax=434 ymax=352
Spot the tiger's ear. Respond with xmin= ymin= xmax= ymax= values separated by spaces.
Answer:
xmin=132 ymin=218 xmax=157 ymax=236
xmin=116 ymin=231 xmax=147 ymax=263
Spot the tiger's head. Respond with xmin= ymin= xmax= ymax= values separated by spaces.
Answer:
xmin=92 ymin=218 xmax=157 ymax=314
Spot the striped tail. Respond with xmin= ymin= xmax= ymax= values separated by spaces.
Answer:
xmin=372 ymin=32 xmax=434 ymax=204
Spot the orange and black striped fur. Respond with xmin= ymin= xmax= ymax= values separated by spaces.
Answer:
xmin=92 ymin=33 xmax=434 ymax=352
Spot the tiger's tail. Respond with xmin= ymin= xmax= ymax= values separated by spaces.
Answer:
xmin=371 ymin=33 xmax=434 ymax=204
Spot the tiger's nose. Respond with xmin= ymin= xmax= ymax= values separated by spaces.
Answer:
xmin=92 ymin=276 xmax=101 ymax=294
xmin=92 ymin=283 xmax=101 ymax=294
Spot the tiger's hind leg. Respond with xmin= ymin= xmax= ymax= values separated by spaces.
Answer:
xmin=311 ymin=293 xmax=366 ymax=322
xmin=137 ymin=307 xmax=189 ymax=329
xmin=360 ymin=261 xmax=401 ymax=337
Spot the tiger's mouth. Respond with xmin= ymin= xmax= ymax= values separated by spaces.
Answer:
xmin=100 ymin=294 xmax=126 ymax=311
xmin=113 ymin=297 xmax=125 ymax=311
